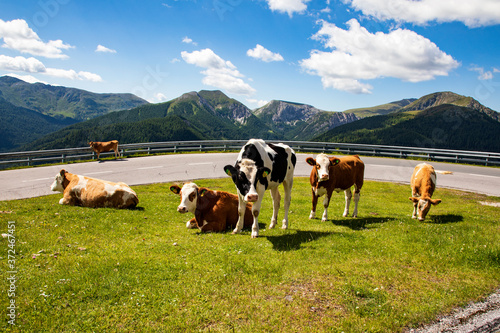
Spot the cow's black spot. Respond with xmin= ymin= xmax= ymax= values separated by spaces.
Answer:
xmin=268 ymin=143 xmax=291 ymax=183
xmin=241 ymin=144 xmax=264 ymax=168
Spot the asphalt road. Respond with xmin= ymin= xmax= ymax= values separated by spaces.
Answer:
xmin=1 ymin=153 xmax=499 ymax=201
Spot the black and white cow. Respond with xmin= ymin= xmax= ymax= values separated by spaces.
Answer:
xmin=224 ymin=139 xmax=296 ymax=238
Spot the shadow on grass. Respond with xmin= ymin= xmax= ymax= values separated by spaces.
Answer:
xmin=330 ymin=217 xmax=394 ymax=230
xmin=427 ymin=214 xmax=463 ymax=224
xmin=265 ymin=230 xmax=337 ymax=251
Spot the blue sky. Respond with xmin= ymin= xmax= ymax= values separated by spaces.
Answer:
xmin=1 ymin=0 xmax=499 ymax=112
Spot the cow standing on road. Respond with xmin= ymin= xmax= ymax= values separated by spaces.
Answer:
xmin=89 ymin=140 xmax=120 ymax=160
xmin=409 ymin=163 xmax=442 ymax=221
xmin=306 ymin=154 xmax=364 ymax=221
xmin=224 ymin=139 xmax=296 ymax=238
xmin=170 ymin=182 xmax=253 ymax=232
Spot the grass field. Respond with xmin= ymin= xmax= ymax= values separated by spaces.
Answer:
xmin=1 ymin=177 xmax=499 ymax=332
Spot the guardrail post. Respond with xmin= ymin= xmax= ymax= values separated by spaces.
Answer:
xmin=62 ymin=154 xmax=66 ymax=163
xmin=148 ymin=147 xmax=151 ymax=155
xmin=199 ymin=144 xmax=203 ymax=152
xmin=174 ymin=145 xmax=177 ymax=153
xmin=92 ymin=151 xmax=96 ymax=160
xmin=27 ymin=156 xmax=32 ymax=167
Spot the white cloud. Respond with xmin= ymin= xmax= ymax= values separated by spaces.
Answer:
xmin=247 ymin=98 xmax=269 ymax=108
xmin=247 ymin=44 xmax=284 ymax=62
xmin=345 ymin=0 xmax=500 ymax=27
xmin=95 ymin=44 xmax=116 ymax=53
xmin=182 ymin=36 xmax=197 ymax=45
xmin=154 ymin=92 xmax=168 ymax=102
xmin=0 ymin=19 xmax=73 ymax=58
xmin=181 ymin=48 xmax=256 ymax=95
xmin=300 ymin=19 xmax=459 ymax=94
xmin=266 ymin=0 xmax=310 ymax=17
xmin=470 ymin=66 xmax=494 ymax=80
xmin=3 ymin=73 xmax=48 ymax=84
xmin=0 ymin=54 xmax=102 ymax=82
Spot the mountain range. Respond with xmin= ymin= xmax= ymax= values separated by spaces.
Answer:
xmin=1 ymin=75 xmax=499 ymax=153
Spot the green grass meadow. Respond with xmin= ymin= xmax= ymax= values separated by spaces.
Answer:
xmin=1 ymin=177 xmax=499 ymax=332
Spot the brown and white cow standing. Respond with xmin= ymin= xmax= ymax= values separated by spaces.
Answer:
xmin=409 ymin=163 xmax=441 ymax=221
xmin=51 ymin=169 xmax=138 ymax=208
xmin=170 ymin=182 xmax=253 ymax=232
xmin=306 ymin=154 xmax=364 ymax=221
xmin=89 ymin=140 xmax=120 ymax=160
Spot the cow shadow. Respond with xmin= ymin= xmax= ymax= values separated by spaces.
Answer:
xmin=426 ymin=214 xmax=463 ymax=224
xmin=329 ymin=217 xmax=394 ymax=230
xmin=97 ymin=158 xmax=127 ymax=163
xmin=265 ymin=230 xmax=337 ymax=251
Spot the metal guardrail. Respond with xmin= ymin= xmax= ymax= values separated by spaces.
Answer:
xmin=0 ymin=140 xmax=499 ymax=169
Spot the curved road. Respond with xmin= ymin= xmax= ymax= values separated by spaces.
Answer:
xmin=1 ymin=153 xmax=499 ymax=201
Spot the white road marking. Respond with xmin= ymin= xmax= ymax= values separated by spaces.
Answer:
xmin=84 ymin=171 xmax=114 ymax=176
xmin=467 ymin=173 xmax=498 ymax=179
xmin=188 ymin=162 xmax=213 ymax=166
xmin=22 ymin=177 xmax=52 ymax=183
xmin=137 ymin=166 xmax=163 ymax=170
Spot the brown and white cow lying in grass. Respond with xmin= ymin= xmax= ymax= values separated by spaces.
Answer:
xmin=409 ymin=163 xmax=442 ymax=221
xmin=306 ymin=154 xmax=365 ymax=221
xmin=51 ymin=169 xmax=138 ymax=208
xmin=170 ymin=182 xmax=253 ymax=232
xmin=89 ymin=140 xmax=120 ymax=160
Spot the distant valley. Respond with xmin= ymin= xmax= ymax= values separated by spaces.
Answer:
xmin=1 ymin=75 xmax=499 ymax=153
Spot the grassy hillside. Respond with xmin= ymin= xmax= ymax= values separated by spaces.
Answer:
xmin=0 ymin=76 xmax=148 ymax=120
xmin=1 ymin=178 xmax=499 ymax=332
xmin=343 ymin=99 xmax=416 ymax=118
xmin=24 ymin=91 xmax=276 ymax=150
xmin=0 ymin=98 xmax=77 ymax=152
xmin=314 ymin=105 xmax=500 ymax=152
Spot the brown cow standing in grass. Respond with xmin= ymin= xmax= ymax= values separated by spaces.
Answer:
xmin=409 ymin=163 xmax=442 ymax=221
xmin=170 ymin=182 xmax=253 ymax=232
xmin=306 ymin=154 xmax=365 ymax=221
xmin=51 ymin=169 xmax=138 ymax=209
xmin=89 ymin=140 xmax=120 ymax=160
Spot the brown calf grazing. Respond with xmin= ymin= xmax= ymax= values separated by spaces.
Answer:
xmin=51 ymin=169 xmax=138 ymax=208
xmin=89 ymin=140 xmax=120 ymax=160
xmin=409 ymin=163 xmax=441 ymax=221
xmin=170 ymin=182 xmax=253 ymax=232
xmin=306 ymin=154 xmax=364 ymax=221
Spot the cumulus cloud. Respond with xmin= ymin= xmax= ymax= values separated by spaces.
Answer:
xmin=95 ymin=44 xmax=116 ymax=53
xmin=182 ymin=37 xmax=197 ymax=45
xmin=247 ymin=98 xmax=269 ymax=108
xmin=266 ymin=0 xmax=310 ymax=17
xmin=181 ymin=48 xmax=256 ymax=95
xmin=300 ymin=19 xmax=459 ymax=94
xmin=247 ymin=44 xmax=284 ymax=62
xmin=3 ymin=73 xmax=48 ymax=84
xmin=0 ymin=19 xmax=73 ymax=58
xmin=470 ymin=66 xmax=494 ymax=80
xmin=345 ymin=0 xmax=500 ymax=27
xmin=0 ymin=54 xmax=102 ymax=82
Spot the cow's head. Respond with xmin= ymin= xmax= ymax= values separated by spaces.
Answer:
xmin=88 ymin=141 xmax=95 ymax=148
xmin=51 ymin=169 xmax=70 ymax=192
xmin=306 ymin=154 xmax=340 ymax=182
xmin=224 ymin=159 xmax=270 ymax=203
xmin=409 ymin=196 xmax=442 ymax=221
xmin=170 ymin=182 xmax=209 ymax=214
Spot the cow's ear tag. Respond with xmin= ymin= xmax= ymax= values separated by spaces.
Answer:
xmin=332 ymin=159 xmax=340 ymax=166
xmin=200 ymin=189 xmax=208 ymax=197
xmin=225 ymin=168 xmax=233 ymax=177
xmin=170 ymin=186 xmax=180 ymax=194
xmin=262 ymin=170 xmax=270 ymax=178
